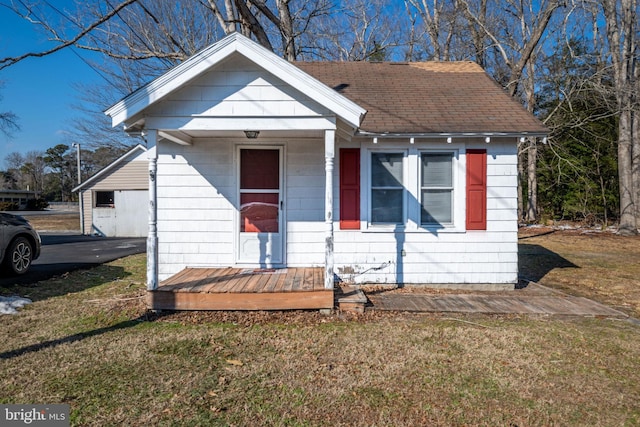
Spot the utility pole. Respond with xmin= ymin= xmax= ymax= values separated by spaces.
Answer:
xmin=72 ymin=143 xmax=85 ymax=234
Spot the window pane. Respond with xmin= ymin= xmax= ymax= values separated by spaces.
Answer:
xmin=240 ymin=149 xmax=279 ymax=190
xmin=421 ymin=190 xmax=452 ymax=224
xmin=95 ymin=191 xmax=115 ymax=208
xmin=422 ymin=153 xmax=452 ymax=187
xmin=372 ymin=153 xmax=403 ymax=187
xmin=240 ymin=193 xmax=279 ymax=232
xmin=372 ymin=189 xmax=403 ymax=223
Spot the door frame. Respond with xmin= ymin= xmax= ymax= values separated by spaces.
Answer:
xmin=235 ymin=144 xmax=286 ymax=267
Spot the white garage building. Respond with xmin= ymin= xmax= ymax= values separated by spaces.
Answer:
xmin=73 ymin=144 xmax=149 ymax=237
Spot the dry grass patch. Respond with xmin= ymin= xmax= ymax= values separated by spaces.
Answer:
xmin=519 ymin=227 xmax=640 ymax=317
xmin=1 ymin=253 xmax=640 ymax=426
xmin=25 ymin=213 xmax=80 ymax=232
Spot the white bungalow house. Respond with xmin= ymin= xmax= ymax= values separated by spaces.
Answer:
xmin=72 ymin=144 xmax=149 ymax=237
xmin=105 ymin=33 xmax=547 ymax=311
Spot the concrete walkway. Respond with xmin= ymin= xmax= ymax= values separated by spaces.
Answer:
xmin=364 ymin=282 xmax=630 ymax=319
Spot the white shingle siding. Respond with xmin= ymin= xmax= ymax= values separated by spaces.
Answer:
xmin=332 ymin=138 xmax=518 ymax=285
xmin=146 ymin=54 xmax=332 ymax=120
xmin=155 ymin=137 xmax=518 ymax=285
xmin=156 ymin=140 xmax=236 ymax=280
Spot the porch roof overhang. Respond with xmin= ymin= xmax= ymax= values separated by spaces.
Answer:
xmin=105 ymin=33 xmax=366 ymax=135
xmin=127 ymin=116 xmax=359 ymax=145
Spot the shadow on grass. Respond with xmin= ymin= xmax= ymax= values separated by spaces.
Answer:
xmin=518 ymin=229 xmax=558 ymax=240
xmin=1 ymin=265 xmax=133 ymax=303
xmin=519 ymin=243 xmax=578 ymax=284
xmin=0 ymin=311 xmax=168 ymax=361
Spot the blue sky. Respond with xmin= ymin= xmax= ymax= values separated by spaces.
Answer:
xmin=0 ymin=2 xmax=104 ymax=166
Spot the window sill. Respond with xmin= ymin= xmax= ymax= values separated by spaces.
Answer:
xmin=362 ymin=224 xmax=466 ymax=233
xmin=365 ymin=224 xmax=406 ymax=232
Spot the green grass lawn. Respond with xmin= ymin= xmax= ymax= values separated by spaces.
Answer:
xmin=2 ymin=252 xmax=640 ymax=426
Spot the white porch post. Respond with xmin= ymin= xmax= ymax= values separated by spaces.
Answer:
xmin=324 ymin=129 xmax=335 ymax=290
xmin=146 ymin=130 xmax=159 ymax=291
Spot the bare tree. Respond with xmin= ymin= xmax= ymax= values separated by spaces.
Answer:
xmin=0 ymin=0 xmax=336 ymax=153
xmin=600 ymin=0 xmax=638 ymax=234
xmin=6 ymin=0 xmax=636 ymax=231
xmin=1 ymin=151 xmax=45 ymax=193
xmin=524 ymin=58 xmax=538 ymax=222
xmin=0 ymin=110 xmax=19 ymax=139
xmin=456 ymin=0 xmax=562 ymax=222
xmin=3 ymin=152 xmax=25 ymax=190
xmin=309 ymin=0 xmax=404 ymax=61
xmin=458 ymin=0 xmax=489 ymax=67
xmin=405 ymin=0 xmax=459 ymax=60
xmin=459 ymin=0 xmax=561 ymax=96
xmin=20 ymin=151 xmax=47 ymax=193
xmin=0 ymin=83 xmax=19 ymax=138
xmin=634 ymin=63 xmax=640 ymax=226
xmin=0 ymin=0 xmax=141 ymax=71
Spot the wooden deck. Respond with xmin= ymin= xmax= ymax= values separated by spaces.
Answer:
xmin=148 ymin=267 xmax=333 ymax=311
xmin=367 ymin=293 xmax=628 ymax=317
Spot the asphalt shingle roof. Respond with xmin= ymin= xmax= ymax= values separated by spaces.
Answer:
xmin=295 ymin=61 xmax=548 ymax=135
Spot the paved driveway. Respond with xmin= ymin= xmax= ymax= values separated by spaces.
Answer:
xmin=0 ymin=233 xmax=146 ymax=286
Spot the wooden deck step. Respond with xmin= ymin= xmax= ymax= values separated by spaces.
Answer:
xmin=336 ymin=285 xmax=368 ymax=314
xmin=148 ymin=289 xmax=334 ymax=311
xmin=150 ymin=267 xmax=333 ymax=311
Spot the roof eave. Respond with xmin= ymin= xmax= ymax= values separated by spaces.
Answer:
xmin=355 ymin=130 xmax=549 ymax=139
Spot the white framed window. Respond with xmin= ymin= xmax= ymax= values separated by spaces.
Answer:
xmin=370 ymin=152 xmax=405 ymax=225
xmin=420 ymin=152 xmax=454 ymax=225
xmin=363 ymin=147 xmax=460 ymax=231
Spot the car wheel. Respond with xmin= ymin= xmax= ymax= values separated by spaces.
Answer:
xmin=5 ymin=237 xmax=33 ymax=275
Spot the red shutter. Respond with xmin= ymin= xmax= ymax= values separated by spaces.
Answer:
xmin=466 ymin=149 xmax=487 ymax=230
xmin=340 ymin=148 xmax=360 ymax=230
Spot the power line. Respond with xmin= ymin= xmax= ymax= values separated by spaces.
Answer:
xmin=37 ymin=0 xmax=135 ymax=89
xmin=69 ymin=47 xmax=120 ymax=90
xmin=35 ymin=0 xmax=119 ymax=89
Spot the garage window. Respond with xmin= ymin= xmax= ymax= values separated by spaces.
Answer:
xmin=95 ymin=191 xmax=115 ymax=208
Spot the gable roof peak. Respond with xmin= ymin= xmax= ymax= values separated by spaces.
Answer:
xmin=105 ymin=33 xmax=365 ymax=130
xmin=72 ymin=144 xmax=148 ymax=192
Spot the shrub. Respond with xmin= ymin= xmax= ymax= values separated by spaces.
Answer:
xmin=26 ymin=198 xmax=49 ymax=211
xmin=0 ymin=201 xmax=19 ymax=211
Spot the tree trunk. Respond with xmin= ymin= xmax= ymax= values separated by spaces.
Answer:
xmin=526 ymin=140 xmax=538 ymax=222
xmin=458 ymin=0 xmax=487 ymax=67
xmin=223 ymin=0 xmax=237 ymax=32
xmin=458 ymin=0 xmax=560 ymax=96
xmin=517 ymin=142 xmax=525 ymax=221
xmin=206 ymin=0 xmax=236 ymax=33
xmin=633 ymin=63 xmax=640 ymax=228
xmin=618 ymin=109 xmax=636 ymax=234
xmin=276 ymin=0 xmax=296 ymax=61
xmin=505 ymin=1 xmax=558 ymax=97
xmin=408 ymin=0 xmax=443 ymax=60
xmin=602 ymin=0 xmax=637 ymax=234
xmin=524 ymin=60 xmax=538 ymax=222
xmin=234 ymin=0 xmax=273 ymax=49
